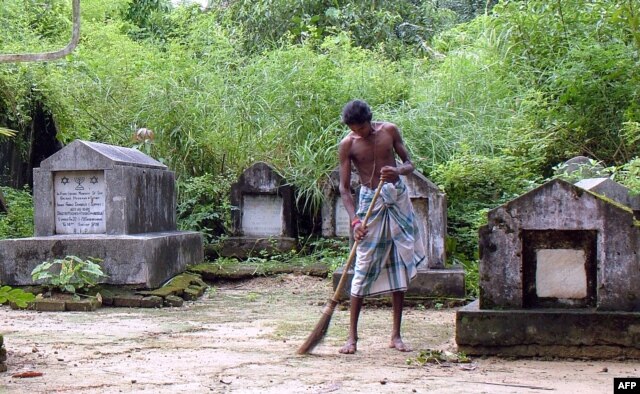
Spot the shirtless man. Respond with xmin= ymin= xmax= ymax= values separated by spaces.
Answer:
xmin=338 ymin=99 xmax=425 ymax=354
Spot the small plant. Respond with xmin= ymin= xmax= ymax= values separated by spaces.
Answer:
xmin=246 ymin=292 xmax=260 ymax=302
xmin=406 ymin=349 xmax=471 ymax=366
xmin=0 ymin=285 xmax=36 ymax=308
xmin=31 ymin=255 xmax=107 ymax=295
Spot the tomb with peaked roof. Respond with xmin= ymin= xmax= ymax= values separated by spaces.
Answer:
xmin=0 ymin=140 xmax=203 ymax=288
xmin=456 ymin=178 xmax=640 ymax=358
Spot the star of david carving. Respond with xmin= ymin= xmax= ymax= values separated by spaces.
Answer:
xmin=61 ymin=177 xmax=69 ymax=185
xmin=90 ymin=176 xmax=98 ymax=184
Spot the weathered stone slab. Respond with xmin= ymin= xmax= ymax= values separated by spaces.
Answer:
xmin=321 ymin=169 xmax=360 ymax=238
xmin=189 ymin=261 xmax=329 ymax=281
xmin=0 ymin=231 xmax=203 ymax=288
xmin=140 ymin=296 xmax=163 ymax=308
xmin=456 ymin=300 xmax=640 ymax=359
xmin=216 ymin=236 xmax=296 ymax=260
xmin=54 ymin=170 xmax=106 ymax=234
xmin=163 ymin=295 xmax=184 ymax=307
xmin=558 ymin=156 xmax=605 ymax=180
xmin=34 ymin=299 xmax=66 ymax=312
xmin=222 ymin=162 xmax=297 ymax=258
xmin=241 ymin=195 xmax=283 ymax=237
xmin=536 ymin=249 xmax=587 ymax=299
xmin=65 ymin=298 xmax=101 ymax=312
xmin=112 ymin=295 xmax=143 ymax=308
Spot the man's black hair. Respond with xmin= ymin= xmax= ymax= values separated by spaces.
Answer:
xmin=341 ymin=99 xmax=373 ymax=125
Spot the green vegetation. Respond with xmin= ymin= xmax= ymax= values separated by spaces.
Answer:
xmin=31 ymin=256 xmax=107 ymax=295
xmin=406 ymin=349 xmax=471 ymax=365
xmin=0 ymin=285 xmax=36 ymax=308
xmin=0 ymin=186 xmax=34 ymax=239
xmin=2 ymin=0 xmax=639 ymax=298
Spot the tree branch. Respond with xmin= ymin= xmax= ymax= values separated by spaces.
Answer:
xmin=0 ymin=0 xmax=80 ymax=63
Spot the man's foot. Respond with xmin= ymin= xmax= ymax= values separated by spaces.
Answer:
xmin=339 ymin=338 xmax=357 ymax=354
xmin=389 ymin=337 xmax=412 ymax=352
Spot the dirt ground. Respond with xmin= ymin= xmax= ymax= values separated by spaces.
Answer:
xmin=1 ymin=274 xmax=638 ymax=393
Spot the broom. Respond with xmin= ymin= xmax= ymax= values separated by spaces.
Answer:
xmin=297 ymin=180 xmax=384 ymax=355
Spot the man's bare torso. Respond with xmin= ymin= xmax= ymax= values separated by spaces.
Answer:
xmin=343 ymin=121 xmax=398 ymax=188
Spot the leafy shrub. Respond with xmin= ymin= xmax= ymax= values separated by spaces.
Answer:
xmin=31 ymin=256 xmax=106 ymax=295
xmin=0 ymin=186 xmax=34 ymax=239
xmin=607 ymin=156 xmax=640 ymax=195
xmin=432 ymin=153 xmax=540 ymax=261
xmin=491 ymin=0 xmax=640 ymax=165
xmin=214 ymin=0 xmax=476 ymax=58
xmin=176 ymin=172 xmax=235 ymax=242
xmin=0 ymin=285 xmax=36 ymax=308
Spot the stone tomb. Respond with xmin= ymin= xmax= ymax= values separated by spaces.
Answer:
xmin=218 ymin=162 xmax=296 ymax=258
xmin=328 ymin=169 xmax=465 ymax=300
xmin=320 ymin=168 xmax=360 ymax=238
xmin=0 ymin=140 xmax=203 ymax=288
xmin=456 ymin=179 xmax=640 ymax=358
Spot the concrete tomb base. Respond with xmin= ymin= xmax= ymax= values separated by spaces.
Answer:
xmin=332 ymin=266 xmax=465 ymax=300
xmin=215 ymin=236 xmax=297 ymax=259
xmin=456 ymin=300 xmax=640 ymax=359
xmin=0 ymin=231 xmax=203 ymax=289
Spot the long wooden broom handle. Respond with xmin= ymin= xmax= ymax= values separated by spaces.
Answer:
xmin=331 ymin=180 xmax=385 ymax=303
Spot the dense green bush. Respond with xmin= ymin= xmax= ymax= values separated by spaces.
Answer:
xmin=2 ymin=0 xmax=640 ymax=298
xmin=0 ymin=186 xmax=34 ymax=239
xmin=213 ymin=0 xmax=469 ymax=58
xmin=431 ymin=153 xmax=540 ymax=262
xmin=176 ymin=172 xmax=235 ymax=242
xmin=490 ymin=0 xmax=640 ymax=166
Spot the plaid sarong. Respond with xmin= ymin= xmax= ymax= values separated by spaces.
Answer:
xmin=350 ymin=179 xmax=425 ymax=297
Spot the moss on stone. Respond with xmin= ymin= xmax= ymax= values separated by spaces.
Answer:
xmin=188 ymin=261 xmax=330 ymax=281
xmin=137 ymin=272 xmax=207 ymax=298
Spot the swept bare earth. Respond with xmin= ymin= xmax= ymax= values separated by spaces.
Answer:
xmin=1 ymin=274 xmax=638 ymax=393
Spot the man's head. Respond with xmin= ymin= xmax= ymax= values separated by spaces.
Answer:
xmin=341 ymin=100 xmax=372 ymax=125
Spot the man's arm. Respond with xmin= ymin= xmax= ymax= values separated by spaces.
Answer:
xmin=380 ymin=124 xmax=414 ymax=182
xmin=338 ymin=138 xmax=358 ymax=222
xmin=391 ymin=125 xmax=415 ymax=175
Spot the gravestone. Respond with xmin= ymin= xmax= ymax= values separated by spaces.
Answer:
xmin=328 ymin=168 xmax=465 ymax=300
xmin=456 ymin=179 xmax=640 ymax=358
xmin=321 ymin=168 xmax=360 ymax=238
xmin=0 ymin=140 xmax=203 ymax=288
xmin=557 ymin=155 xmax=605 ymax=180
xmin=218 ymin=162 xmax=296 ymax=258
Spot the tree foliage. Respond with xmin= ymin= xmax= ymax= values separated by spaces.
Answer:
xmin=1 ymin=0 xmax=639 ymax=281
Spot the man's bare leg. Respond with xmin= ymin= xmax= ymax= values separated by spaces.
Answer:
xmin=389 ymin=291 xmax=411 ymax=352
xmin=339 ymin=295 xmax=363 ymax=354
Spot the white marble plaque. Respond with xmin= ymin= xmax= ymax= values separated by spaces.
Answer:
xmin=536 ymin=249 xmax=587 ymax=299
xmin=54 ymin=170 xmax=106 ymax=234
xmin=242 ymin=195 xmax=283 ymax=236
xmin=334 ymin=198 xmax=351 ymax=237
